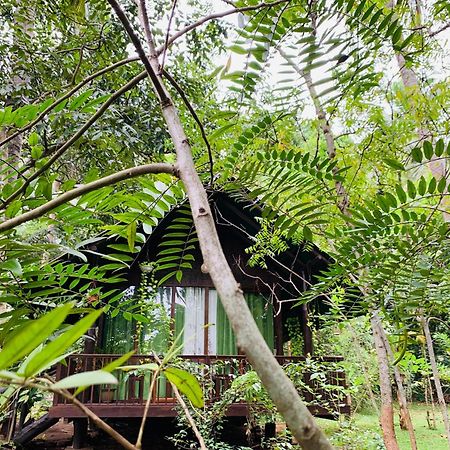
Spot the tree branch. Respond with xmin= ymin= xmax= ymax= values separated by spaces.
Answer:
xmin=160 ymin=0 xmax=178 ymax=73
xmin=429 ymin=21 xmax=450 ymax=37
xmin=4 ymin=378 xmax=138 ymax=450
xmin=170 ymin=381 xmax=207 ymax=450
xmin=160 ymin=0 xmax=291 ymax=54
xmin=162 ymin=69 xmax=214 ymax=184
xmin=1 ymin=71 xmax=148 ymax=210
xmin=0 ymin=163 xmax=176 ymax=233
xmin=107 ymin=0 xmax=170 ymax=106
xmin=135 ymin=366 xmax=160 ymax=450
xmin=137 ymin=0 xmax=157 ymax=54
xmin=60 ymin=389 xmax=138 ymax=450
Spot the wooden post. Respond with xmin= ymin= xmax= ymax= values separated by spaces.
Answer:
xmin=265 ymin=422 xmax=276 ymax=439
xmin=301 ymin=304 xmax=313 ymax=356
xmin=274 ymin=297 xmax=284 ymax=355
xmin=301 ymin=271 xmax=313 ymax=356
xmin=83 ymin=327 xmax=97 ymax=354
xmin=72 ymin=418 xmax=88 ymax=449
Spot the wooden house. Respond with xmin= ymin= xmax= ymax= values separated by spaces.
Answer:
xmin=48 ymin=190 xmax=350 ymax=446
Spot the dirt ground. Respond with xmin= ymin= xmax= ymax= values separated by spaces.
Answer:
xmin=21 ymin=418 xmax=251 ymax=449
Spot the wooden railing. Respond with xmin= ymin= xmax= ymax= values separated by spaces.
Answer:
xmin=53 ymin=354 xmax=350 ymax=417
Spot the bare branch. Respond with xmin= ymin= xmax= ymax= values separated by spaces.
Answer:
xmin=170 ymin=381 xmax=207 ymax=450
xmin=161 ymin=0 xmax=291 ymax=54
xmin=137 ymin=0 xmax=157 ymax=54
xmin=107 ymin=0 xmax=169 ymax=105
xmin=61 ymin=389 xmax=138 ymax=450
xmin=160 ymin=0 xmax=178 ymax=73
xmin=162 ymin=69 xmax=214 ymax=184
xmin=6 ymin=378 xmax=138 ymax=450
xmin=0 ymin=163 xmax=176 ymax=233
xmin=135 ymin=365 xmax=160 ymax=450
xmin=429 ymin=21 xmax=450 ymax=37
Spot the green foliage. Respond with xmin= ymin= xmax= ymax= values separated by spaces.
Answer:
xmin=0 ymin=304 xmax=136 ymax=413
xmin=328 ymin=421 xmax=384 ymax=450
xmin=0 ymin=0 xmax=450 ymax=444
xmin=154 ymin=204 xmax=197 ymax=286
xmin=165 ymin=367 xmax=204 ymax=408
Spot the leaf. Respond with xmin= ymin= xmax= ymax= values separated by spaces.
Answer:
xmin=437 ymin=177 xmax=447 ymax=193
xmin=175 ymin=270 xmax=183 ymax=282
xmin=418 ymin=176 xmax=426 ymax=196
xmin=60 ymin=246 xmax=87 ymax=262
xmin=208 ymin=123 xmax=235 ymax=142
xmin=428 ymin=177 xmax=437 ymax=194
xmin=0 ymin=370 xmax=24 ymax=382
xmin=303 ymin=225 xmax=313 ymax=242
xmin=68 ymin=89 xmax=94 ymax=110
xmin=423 ymin=141 xmax=433 ymax=159
xmin=0 ymin=259 xmax=23 ymax=276
xmin=406 ymin=180 xmax=416 ymax=199
xmin=383 ymin=158 xmax=405 ymax=171
xmin=395 ymin=184 xmax=407 ymax=203
xmin=164 ymin=367 xmax=204 ymax=408
xmin=28 ymin=132 xmax=39 ymax=146
xmin=23 ymin=309 xmax=104 ymax=377
xmin=127 ymin=221 xmax=137 ymax=252
xmin=118 ymin=363 xmax=158 ymax=372
xmin=53 ymin=370 xmax=118 ymax=389
xmin=411 ymin=147 xmax=422 ymax=163
xmin=435 ymin=139 xmax=444 ymax=157
xmin=0 ymin=303 xmax=72 ymax=371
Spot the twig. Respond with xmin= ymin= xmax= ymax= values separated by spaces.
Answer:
xmin=137 ymin=0 xmax=157 ymax=54
xmin=160 ymin=0 xmax=291 ymax=54
xmin=64 ymin=390 xmax=137 ymax=450
xmin=3 ymin=378 xmax=138 ymax=450
xmin=71 ymin=46 xmax=84 ymax=85
xmin=1 ymin=71 xmax=148 ymax=210
xmin=107 ymin=0 xmax=169 ymax=106
xmin=135 ymin=360 xmax=160 ymax=450
xmin=0 ymin=163 xmax=176 ymax=233
xmin=170 ymin=381 xmax=207 ymax=450
xmin=162 ymin=69 xmax=214 ymax=184
xmin=429 ymin=21 xmax=450 ymax=37
xmin=160 ymin=0 xmax=178 ymax=73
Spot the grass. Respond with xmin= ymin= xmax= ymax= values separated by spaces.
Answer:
xmin=317 ymin=403 xmax=449 ymax=449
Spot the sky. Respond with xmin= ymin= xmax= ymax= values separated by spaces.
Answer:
xmin=170 ymin=1 xmax=450 ymax=119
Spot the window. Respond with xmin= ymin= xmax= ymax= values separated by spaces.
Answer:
xmin=102 ymin=286 xmax=274 ymax=355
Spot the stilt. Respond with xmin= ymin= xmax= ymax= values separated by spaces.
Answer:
xmin=264 ymin=422 xmax=276 ymax=439
xmin=72 ymin=418 xmax=88 ymax=449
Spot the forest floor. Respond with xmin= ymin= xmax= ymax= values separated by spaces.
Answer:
xmin=9 ymin=403 xmax=449 ymax=449
xmin=318 ymin=403 xmax=449 ymax=449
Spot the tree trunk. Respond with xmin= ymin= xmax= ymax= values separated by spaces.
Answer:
xmin=379 ymin=322 xmax=417 ymax=449
xmin=371 ymin=313 xmax=400 ymax=450
xmin=420 ymin=315 xmax=450 ymax=446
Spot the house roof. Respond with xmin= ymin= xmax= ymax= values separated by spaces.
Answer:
xmin=127 ymin=188 xmax=330 ymax=302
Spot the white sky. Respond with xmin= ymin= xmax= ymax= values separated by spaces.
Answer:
xmin=128 ymin=0 xmax=449 ymax=123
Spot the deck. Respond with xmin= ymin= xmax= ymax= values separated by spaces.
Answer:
xmin=50 ymin=354 xmax=350 ymax=419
